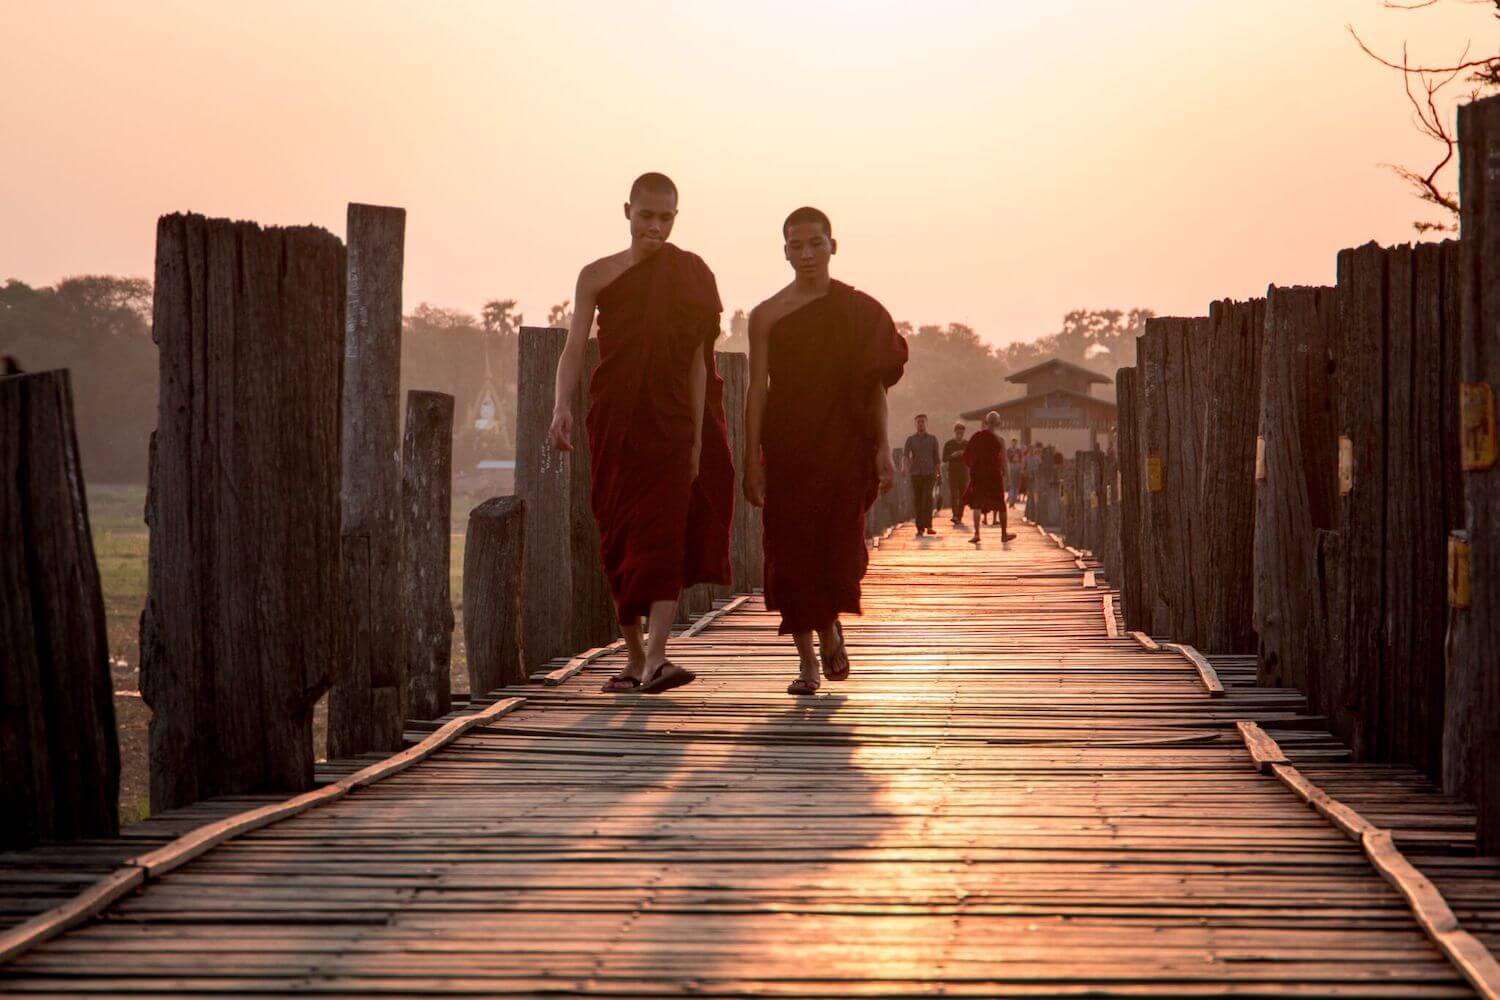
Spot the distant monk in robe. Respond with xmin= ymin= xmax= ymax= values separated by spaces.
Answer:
xmin=743 ymin=206 xmax=908 ymax=695
xmin=550 ymin=172 xmax=734 ymax=694
xmin=962 ymin=410 xmax=1017 ymax=545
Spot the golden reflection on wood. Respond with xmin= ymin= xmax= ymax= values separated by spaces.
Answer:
xmin=0 ymin=519 xmax=1491 ymax=996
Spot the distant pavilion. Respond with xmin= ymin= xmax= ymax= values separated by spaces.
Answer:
xmin=960 ymin=357 xmax=1117 ymax=449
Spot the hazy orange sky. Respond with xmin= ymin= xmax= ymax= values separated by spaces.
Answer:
xmin=3 ymin=1 xmax=1497 ymax=345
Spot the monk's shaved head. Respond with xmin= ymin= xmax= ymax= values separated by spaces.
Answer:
xmin=630 ymin=172 xmax=678 ymax=204
xmin=783 ymin=206 xmax=831 ymax=239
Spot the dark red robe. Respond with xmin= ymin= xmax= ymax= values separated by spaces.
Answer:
xmin=586 ymin=244 xmax=734 ymax=622
xmin=761 ymin=281 xmax=908 ymax=635
xmin=962 ymin=429 xmax=1007 ymax=514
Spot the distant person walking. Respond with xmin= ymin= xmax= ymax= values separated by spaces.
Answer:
xmin=1023 ymin=444 xmax=1042 ymax=499
xmin=943 ymin=422 xmax=968 ymax=525
xmin=962 ymin=411 xmax=1017 ymax=545
xmin=904 ymin=414 xmax=941 ymax=537
xmin=1006 ymin=437 xmax=1022 ymax=506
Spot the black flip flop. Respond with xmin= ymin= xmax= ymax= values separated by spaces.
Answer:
xmin=638 ymin=661 xmax=696 ymax=695
xmin=821 ymin=623 xmax=850 ymax=682
xmin=601 ymin=672 xmax=640 ymax=693
xmin=787 ymin=676 xmax=821 ymax=696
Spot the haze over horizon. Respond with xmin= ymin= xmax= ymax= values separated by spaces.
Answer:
xmin=3 ymin=0 xmax=1497 ymax=346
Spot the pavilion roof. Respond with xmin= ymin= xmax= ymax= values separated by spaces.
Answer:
xmin=1004 ymin=357 xmax=1113 ymax=385
xmin=959 ymin=388 xmax=1118 ymax=425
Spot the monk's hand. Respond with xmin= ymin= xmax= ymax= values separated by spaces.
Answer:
xmin=548 ymin=407 xmax=573 ymax=452
xmin=876 ymin=449 xmax=896 ymax=494
xmin=742 ymin=465 xmax=766 ymax=508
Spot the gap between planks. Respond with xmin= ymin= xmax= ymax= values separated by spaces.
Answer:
xmin=1233 ymin=720 xmax=1500 ymax=1000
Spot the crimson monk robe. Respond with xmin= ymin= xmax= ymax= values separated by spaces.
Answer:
xmin=586 ymin=243 xmax=734 ymax=621
xmin=962 ymin=428 xmax=1007 ymax=514
xmin=760 ymin=281 xmax=908 ymax=635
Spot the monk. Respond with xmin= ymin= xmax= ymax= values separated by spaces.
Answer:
xmin=963 ymin=411 xmax=1017 ymax=544
xmin=549 ymin=172 xmax=734 ymax=694
xmin=743 ymin=206 xmax=909 ymax=695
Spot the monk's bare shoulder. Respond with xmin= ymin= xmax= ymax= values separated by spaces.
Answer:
xmin=748 ymin=284 xmax=802 ymax=334
xmin=577 ymin=250 xmax=634 ymax=297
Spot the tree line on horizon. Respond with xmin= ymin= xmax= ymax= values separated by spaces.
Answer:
xmin=0 ymin=274 xmax=1148 ymax=485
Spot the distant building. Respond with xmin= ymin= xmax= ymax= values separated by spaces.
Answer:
xmin=960 ymin=357 xmax=1117 ymax=452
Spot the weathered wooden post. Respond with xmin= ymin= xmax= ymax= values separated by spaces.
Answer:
xmin=331 ymin=202 xmax=407 ymax=757
xmin=679 ymin=584 xmax=714 ymax=624
xmin=567 ymin=338 xmax=618 ymax=649
xmin=463 ymin=496 xmax=527 ymax=694
xmin=516 ymin=329 xmax=616 ymax=663
xmin=1327 ymin=243 xmax=1389 ymax=760
xmin=1253 ymin=286 xmax=1337 ymax=708
xmin=1062 ymin=456 xmax=1079 ymax=545
xmin=1382 ymin=241 xmax=1462 ymax=780
xmin=1455 ymin=95 xmax=1500 ymax=850
xmin=1136 ymin=323 xmax=1168 ymax=635
xmin=718 ymin=351 xmax=763 ymax=591
xmin=1082 ymin=452 xmax=1096 ymax=549
xmin=1200 ymin=298 xmax=1266 ymax=654
xmin=402 ymin=390 xmax=455 ymax=721
xmin=1 ymin=369 xmax=118 ymax=847
xmin=141 ymin=213 xmax=343 ymax=811
xmin=1083 ymin=451 xmax=1103 ymax=551
xmin=1116 ymin=367 xmax=1148 ymax=631
xmin=1100 ymin=451 xmax=1123 ymax=587
xmin=516 ymin=326 xmax=574 ymax=669
xmin=1140 ymin=316 xmax=1210 ymax=644
xmin=1036 ymin=446 xmax=1060 ymax=527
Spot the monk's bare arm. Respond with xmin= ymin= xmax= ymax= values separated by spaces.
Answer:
xmin=741 ymin=305 xmax=771 ymax=507
xmin=689 ymin=340 xmax=707 ymax=477
xmin=871 ymin=381 xmax=896 ymax=493
xmin=549 ymin=267 xmax=600 ymax=451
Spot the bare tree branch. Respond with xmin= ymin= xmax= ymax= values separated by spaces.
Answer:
xmin=1351 ymin=2 xmax=1500 ymax=230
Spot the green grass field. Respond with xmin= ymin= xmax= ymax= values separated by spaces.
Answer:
xmin=89 ymin=485 xmax=484 ymax=826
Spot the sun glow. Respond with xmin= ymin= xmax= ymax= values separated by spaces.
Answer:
xmin=2 ymin=0 xmax=1497 ymax=343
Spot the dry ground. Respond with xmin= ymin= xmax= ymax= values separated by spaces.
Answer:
xmin=88 ymin=485 xmax=486 ymax=825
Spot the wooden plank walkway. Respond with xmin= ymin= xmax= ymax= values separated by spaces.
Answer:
xmin=0 ymin=522 xmax=1487 ymax=996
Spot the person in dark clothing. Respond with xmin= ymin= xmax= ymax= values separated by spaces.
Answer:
xmin=943 ymin=422 xmax=969 ymax=525
xmin=963 ymin=411 xmax=1017 ymax=544
xmin=744 ymin=205 xmax=908 ymax=696
xmin=903 ymin=414 xmax=941 ymax=537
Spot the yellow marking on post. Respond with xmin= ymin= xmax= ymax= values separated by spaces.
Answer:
xmin=1146 ymin=454 xmax=1163 ymax=493
xmin=1338 ymin=436 xmax=1354 ymax=496
xmin=1255 ymin=435 xmax=1266 ymax=482
xmin=1449 ymin=532 xmax=1471 ymax=610
xmin=1461 ymin=382 xmax=1497 ymax=471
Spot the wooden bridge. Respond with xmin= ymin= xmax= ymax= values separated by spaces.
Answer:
xmin=4 ymin=522 xmax=1497 ymax=996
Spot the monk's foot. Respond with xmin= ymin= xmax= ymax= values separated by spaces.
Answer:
xmin=639 ymin=658 xmax=696 ymax=695
xmin=1002 ymin=532 xmax=1017 ymax=542
xmin=601 ymin=656 xmax=645 ymax=692
xmin=638 ymin=656 xmax=670 ymax=686
xmin=819 ymin=622 xmax=850 ymax=682
xmin=969 ymin=533 xmax=981 ymax=544
xmin=788 ymin=658 xmax=821 ymax=696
